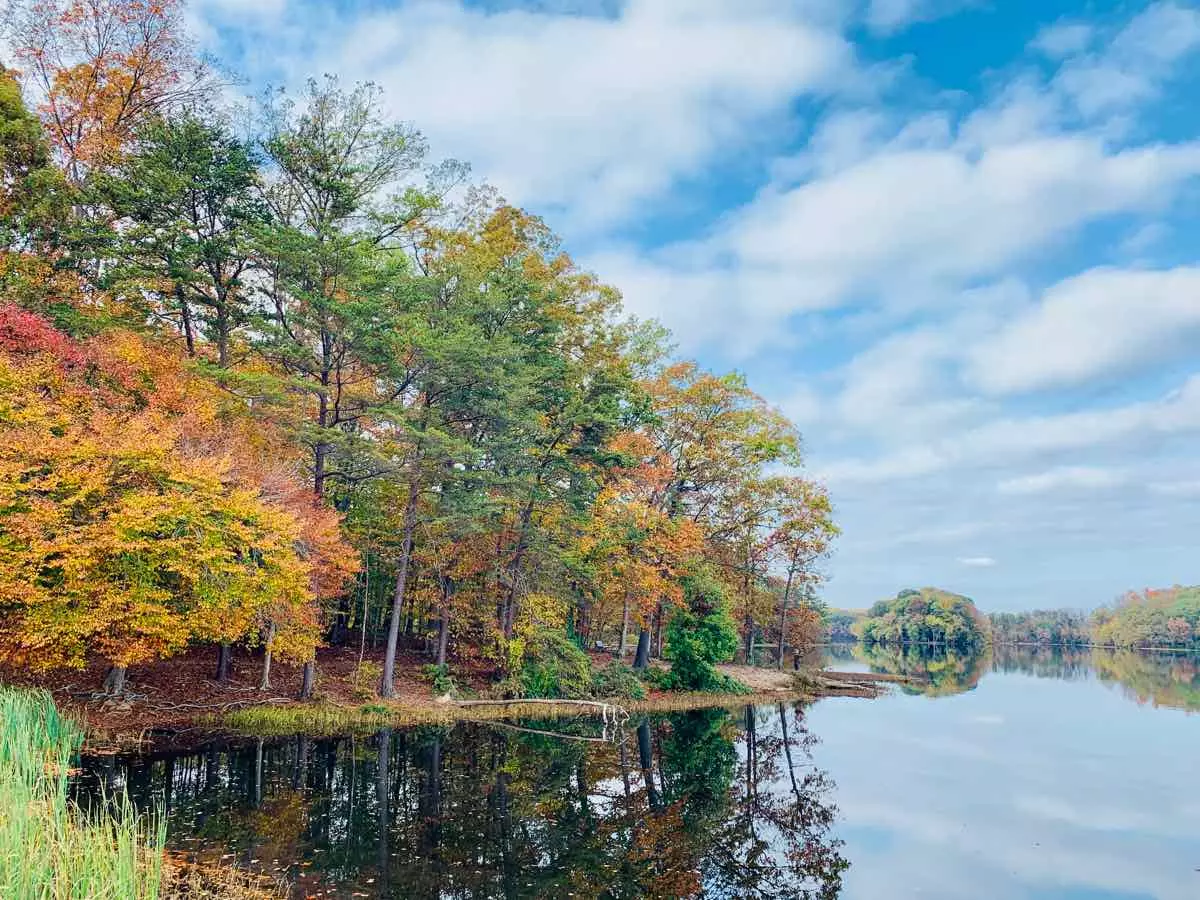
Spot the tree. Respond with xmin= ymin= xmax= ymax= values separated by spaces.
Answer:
xmin=253 ymin=77 xmax=454 ymax=697
xmin=634 ymin=363 xmax=801 ymax=667
xmin=4 ymin=0 xmax=209 ymax=181
xmin=769 ymin=479 xmax=838 ymax=667
xmin=97 ymin=112 xmax=267 ymax=364
xmin=0 ymin=306 xmax=355 ymax=692
xmin=663 ymin=569 xmax=739 ymax=692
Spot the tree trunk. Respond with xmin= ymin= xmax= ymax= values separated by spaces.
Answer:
xmin=103 ymin=665 xmax=127 ymax=696
xmin=633 ymin=628 xmax=651 ymax=670
xmin=652 ymin=601 xmax=664 ymax=658
xmin=500 ymin=499 xmax=536 ymax=640
xmin=381 ymin=481 xmax=419 ymax=698
xmin=618 ymin=596 xmax=630 ymax=658
xmin=299 ymin=659 xmax=316 ymax=699
xmin=215 ymin=301 xmax=230 ymax=368
xmin=435 ymin=608 xmax=450 ymax=668
xmin=743 ymin=614 xmax=755 ymax=665
xmin=259 ymin=622 xmax=276 ymax=691
xmin=215 ymin=643 xmax=232 ymax=683
xmin=176 ymin=284 xmax=195 ymax=357
xmin=777 ymin=566 xmax=796 ymax=670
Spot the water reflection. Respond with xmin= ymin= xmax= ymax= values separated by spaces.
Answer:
xmin=832 ymin=642 xmax=1200 ymax=712
xmin=830 ymin=643 xmax=990 ymax=697
xmin=75 ymin=708 xmax=847 ymax=899
xmin=807 ymin=644 xmax=1200 ymax=899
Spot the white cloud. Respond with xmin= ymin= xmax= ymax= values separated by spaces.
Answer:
xmin=1029 ymin=21 xmax=1094 ymax=59
xmin=293 ymin=0 xmax=853 ymax=232
xmin=864 ymin=0 xmax=977 ymax=35
xmin=610 ymin=137 xmax=1200 ymax=354
xmin=1052 ymin=2 xmax=1200 ymax=118
xmin=997 ymin=466 xmax=1126 ymax=496
xmin=968 ymin=267 xmax=1200 ymax=395
xmin=820 ymin=375 xmax=1200 ymax=485
xmin=958 ymin=556 xmax=997 ymax=568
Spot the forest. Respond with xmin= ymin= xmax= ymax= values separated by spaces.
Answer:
xmin=0 ymin=0 xmax=839 ymax=702
xmin=842 ymin=586 xmax=1200 ymax=651
xmin=856 ymin=588 xmax=990 ymax=649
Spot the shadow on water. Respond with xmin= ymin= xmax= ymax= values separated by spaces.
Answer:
xmin=73 ymin=707 xmax=848 ymax=899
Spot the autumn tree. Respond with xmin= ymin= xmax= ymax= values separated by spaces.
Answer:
xmin=4 ymin=0 xmax=209 ymax=181
xmin=769 ymin=478 xmax=838 ymax=667
xmin=633 ymin=362 xmax=801 ymax=668
xmin=0 ymin=306 xmax=355 ymax=693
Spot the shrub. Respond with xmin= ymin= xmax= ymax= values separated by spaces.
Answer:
xmin=519 ymin=627 xmax=593 ymax=699
xmin=420 ymin=663 xmax=458 ymax=698
xmin=591 ymin=661 xmax=647 ymax=700
xmin=663 ymin=569 xmax=740 ymax=692
xmin=350 ymin=660 xmax=383 ymax=700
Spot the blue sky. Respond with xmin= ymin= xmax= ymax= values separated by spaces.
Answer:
xmin=189 ymin=0 xmax=1200 ymax=612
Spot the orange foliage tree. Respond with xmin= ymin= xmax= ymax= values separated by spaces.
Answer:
xmin=0 ymin=306 xmax=356 ymax=692
xmin=4 ymin=0 xmax=208 ymax=180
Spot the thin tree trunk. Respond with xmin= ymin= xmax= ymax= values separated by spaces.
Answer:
xmin=299 ymin=659 xmax=316 ymax=699
xmin=381 ymin=481 xmax=419 ymax=698
xmin=177 ymin=284 xmax=195 ymax=357
xmin=777 ymin=565 xmax=796 ymax=670
xmin=501 ymin=499 xmax=536 ymax=640
xmin=259 ymin=622 xmax=276 ymax=691
xmin=215 ymin=643 xmax=232 ymax=683
xmin=215 ymin=301 xmax=229 ymax=368
xmin=357 ymin=554 xmax=371 ymax=672
xmin=435 ymin=605 xmax=450 ymax=668
xmin=618 ymin=595 xmax=630 ymax=658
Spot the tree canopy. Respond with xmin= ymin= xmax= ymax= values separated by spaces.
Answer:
xmin=857 ymin=588 xmax=990 ymax=649
xmin=0 ymin=1 xmax=837 ymax=697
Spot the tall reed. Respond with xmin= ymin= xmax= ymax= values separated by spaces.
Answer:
xmin=0 ymin=687 xmax=165 ymax=899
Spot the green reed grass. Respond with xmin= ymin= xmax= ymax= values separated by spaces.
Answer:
xmin=0 ymin=687 xmax=166 ymax=899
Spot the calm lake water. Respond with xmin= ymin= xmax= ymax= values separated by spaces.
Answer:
xmin=75 ymin=646 xmax=1200 ymax=899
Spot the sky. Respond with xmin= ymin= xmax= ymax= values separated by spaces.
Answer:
xmin=187 ymin=0 xmax=1200 ymax=613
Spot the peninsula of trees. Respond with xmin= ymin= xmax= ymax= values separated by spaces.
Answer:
xmin=0 ymin=0 xmax=838 ymax=700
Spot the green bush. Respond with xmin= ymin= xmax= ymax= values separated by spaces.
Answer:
xmin=664 ymin=569 xmax=740 ymax=692
xmin=591 ymin=661 xmax=647 ymax=700
xmin=420 ymin=663 xmax=459 ymax=697
xmin=520 ymin=627 xmax=594 ymax=699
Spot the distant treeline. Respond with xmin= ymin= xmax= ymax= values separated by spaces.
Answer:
xmin=828 ymin=585 xmax=1200 ymax=651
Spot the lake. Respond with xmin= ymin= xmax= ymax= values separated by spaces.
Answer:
xmin=74 ymin=646 xmax=1200 ymax=899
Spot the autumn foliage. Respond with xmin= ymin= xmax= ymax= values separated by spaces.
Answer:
xmin=0 ymin=305 xmax=356 ymax=673
xmin=0 ymin=1 xmax=837 ymax=698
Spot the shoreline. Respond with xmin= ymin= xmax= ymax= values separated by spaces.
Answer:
xmin=0 ymin=648 xmax=904 ymax=753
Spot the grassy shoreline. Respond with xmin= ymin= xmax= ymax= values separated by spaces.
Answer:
xmin=215 ymin=688 xmax=831 ymax=737
xmin=2 ymin=648 xmax=896 ymax=751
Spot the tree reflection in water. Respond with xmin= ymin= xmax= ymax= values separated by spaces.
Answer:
xmin=73 ymin=707 xmax=847 ymax=899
